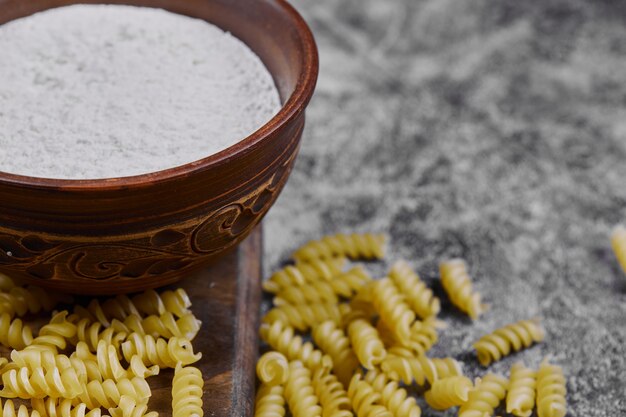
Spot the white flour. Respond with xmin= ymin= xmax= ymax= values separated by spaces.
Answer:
xmin=0 ymin=5 xmax=281 ymax=179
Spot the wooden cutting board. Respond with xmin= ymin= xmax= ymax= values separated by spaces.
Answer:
xmin=147 ymin=226 xmax=262 ymax=417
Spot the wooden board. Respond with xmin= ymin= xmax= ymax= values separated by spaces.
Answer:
xmin=147 ymin=226 xmax=262 ymax=417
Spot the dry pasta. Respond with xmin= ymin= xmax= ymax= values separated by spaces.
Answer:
xmin=473 ymin=319 xmax=545 ymax=366
xmin=263 ymin=302 xmax=341 ymax=332
xmin=312 ymin=320 xmax=359 ymax=387
xmin=121 ymin=311 xmax=201 ymax=341
xmin=311 ymin=368 xmax=352 ymax=417
xmin=0 ymin=366 xmax=84 ymax=399
xmin=255 ymin=384 xmax=286 ymax=417
xmin=611 ymin=225 xmax=626 ymax=276
xmin=1 ymin=399 xmax=42 ymax=417
xmin=371 ymin=278 xmax=415 ymax=345
xmin=74 ymin=340 xmax=159 ymax=381
xmin=109 ymin=395 xmax=158 ymax=417
xmin=347 ymin=374 xmax=392 ymax=417
xmin=274 ymin=280 xmax=339 ymax=306
xmin=74 ymin=377 xmax=152 ymax=410
xmin=506 ymin=362 xmax=536 ymax=417
xmin=120 ymin=333 xmax=201 ymax=369
xmin=0 ymin=283 xmax=72 ymax=319
xmin=31 ymin=398 xmax=108 ymax=417
xmin=388 ymin=261 xmax=440 ymax=319
xmin=439 ymin=259 xmax=487 ymax=319
xmin=8 ymin=350 xmax=88 ymax=383
xmin=293 ymin=233 xmax=386 ymax=262
xmin=68 ymin=315 xmax=127 ymax=352
xmin=458 ymin=373 xmax=508 ymax=417
xmin=380 ymin=352 xmax=436 ymax=387
xmin=347 ymin=319 xmax=387 ymax=370
xmin=256 ymin=351 xmax=289 ymax=386
xmin=0 ymin=313 xmax=33 ymax=350
xmin=172 ymin=363 xmax=204 ymax=417
xmin=284 ymin=361 xmax=322 ymax=417
xmin=27 ymin=311 xmax=77 ymax=352
xmin=424 ymin=376 xmax=474 ymax=410
xmin=132 ymin=288 xmax=191 ymax=318
xmin=536 ymin=360 xmax=567 ymax=417
xmin=263 ymin=258 xmax=346 ymax=293
xmin=363 ymin=371 xmax=421 ymax=417
xmin=260 ymin=321 xmax=332 ymax=371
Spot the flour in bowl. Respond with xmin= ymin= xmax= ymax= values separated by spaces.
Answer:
xmin=0 ymin=4 xmax=281 ymax=179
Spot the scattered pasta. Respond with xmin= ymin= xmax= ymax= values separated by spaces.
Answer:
xmin=439 ymin=259 xmax=487 ymax=319
xmin=347 ymin=319 xmax=387 ymax=370
xmin=458 ymin=373 xmax=508 ymax=417
xmin=424 ymin=376 xmax=474 ymax=410
xmin=284 ymin=361 xmax=322 ymax=417
xmin=473 ymin=319 xmax=545 ymax=366
xmin=388 ymin=261 xmax=440 ymax=319
xmin=256 ymin=351 xmax=290 ymax=386
xmin=347 ymin=373 xmax=392 ymax=417
xmin=172 ymin=363 xmax=204 ymax=417
xmin=255 ymin=384 xmax=286 ymax=417
xmin=536 ymin=360 xmax=567 ymax=417
xmin=292 ymin=233 xmax=386 ymax=262
xmin=363 ymin=370 xmax=421 ymax=417
xmin=312 ymin=320 xmax=359 ymax=387
xmin=506 ymin=362 xmax=536 ymax=417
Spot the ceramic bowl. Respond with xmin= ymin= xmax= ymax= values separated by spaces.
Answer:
xmin=0 ymin=0 xmax=318 ymax=294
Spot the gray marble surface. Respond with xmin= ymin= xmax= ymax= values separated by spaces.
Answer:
xmin=264 ymin=0 xmax=626 ymax=415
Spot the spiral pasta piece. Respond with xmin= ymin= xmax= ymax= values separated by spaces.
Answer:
xmin=312 ymin=320 xmax=359 ymax=387
xmin=31 ymin=398 xmax=108 ymax=417
xmin=172 ymin=363 xmax=204 ymax=417
xmin=259 ymin=321 xmax=332 ymax=371
xmin=328 ymin=267 xmax=373 ymax=299
xmin=122 ymin=311 xmax=201 ymax=341
xmin=284 ymin=361 xmax=322 ymax=417
xmin=364 ymin=371 xmax=421 ymax=417
xmin=9 ymin=349 xmax=88 ymax=383
xmin=311 ymin=368 xmax=352 ymax=417
xmin=506 ymin=362 xmax=537 ymax=417
xmin=255 ymin=384 xmax=286 ymax=417
xmin=347 ymin=319 xmax=387 ymax=370
xmin=439 ymin=259 xmax=487 ymax=319
xmin=68 ymin=315 xmax=127 ymax=352
xmin=389 ymin=261 xmax=440 ymax=319
xmin=536 ymin=360 xmax=567 ymax=417
xmin=0 ymin=366 xmax=84 ymax=399
xmin=347 ymin=373 xmax=392 ymax=417
xmin=473 ymin=319 xmax=545 ymax=366
xmin=256 ymin=351 xmax=289 ymax=386
xmin=379 ymin=349 xmax=436 ymax=386
xmin=263 ymin=258 xmax=346 ymax=293
xmin=109 ymin=395 xmax=158 ymax=417
xmin=74 ymin=377 xmax=151 ymax=410
xmin=424 ymin=376 xmax=474 ymax=410
xmin=28 ymin=311 xmax=77 ymax=352
xmin=0 ymin=284 xmax=72 ymax=318
xmin=293 ymin=233 xmax=386 ymax=262
xmin=431 ymin=357 xmax=463 ymax=380
xmin=274 ymin=280 xmax=339 ymax=306
xmin=120 ymin=333 xmax=201 ymax=369
xmin=611 ymin=225 xmax=626 ymax=276
xmin=458 ymin=373 xmax=508 ymax=417
xmin=263 ymin=302 xmax=341 ymax=332
xmin=131 ymin=288 xmax=192 ymax=319
xmin=75 ymin=340 xmax=159 ymax=381
xmin=339 ymin=294 xmax=377 ymax=329
xmin=0 ymin=313 xmax=33 ymax=350
xmin=371 ymin=278 xmax=415 ymax=345
xmin=1 ymin=399 xmax=43 ymax=417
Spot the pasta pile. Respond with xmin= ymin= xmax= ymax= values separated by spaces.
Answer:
xmin=256 ymin=232 xmax=568 ymax=417
xmin=0 ymin=273 xmax=204 ymax=417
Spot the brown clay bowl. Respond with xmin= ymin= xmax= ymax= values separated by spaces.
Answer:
xmin=0 ymin=0 xmax=318 ymax=294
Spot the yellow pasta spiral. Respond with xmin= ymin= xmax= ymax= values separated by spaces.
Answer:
xmin=328 ymin=267 xmax=373 ymax=299
xmin=259 ymin=321 xmax=332 ymax=371
xmin=380 ymin=348 xmax=456 ymax=386
xmin=473 ymin=319 xmax=545 ymax=366
xmin=8 ymin=349 xmax=88 ymax=383
xmin=293 ymin=233 xmax=386 ymax=262
xmin=347 ymin=373 xmax=392 ymax=417
xmin=121 ymin=311 xmax=201 ymax=341
xmin=172 ymin=363 xmax=204 ymax=417
xmin=31 ymin=398 xmax=107 ymax=417
xmin=284 ymin=361 xmax=322 ymax=417
xmin=109 ymin=395 xmax=158 ymax=417
xmin=439 ymin=259 xmax=487 ymax=320
xmin=506 ymin=362 xmax=536 ymax=417
xmin=0 ymin=284 xmax=72 ymax=319
xmin=274 ymin=280 xmax=339 ymax=306
xmin=347 ymin=319 xmax=387 ymax=370
xmin=424 ymin=376 xmax=474 ymax=410
xmin=0 ymin=366 xmax=84 ymax=399
xmin=339 ymin=299 xmax=376 ymax=329
xmin=74 ymin=377 xmax=151 ymax=410
xmin=408 ymin=319 xmax=439 ymax=356
xmin=311 ymin=368 xmax=352 ymax=417
xmin=120 ymin=333 xmax=201 ymax=369
xmin=389 ymin=261 xmax=440 ymax=319
xmin=371 ymin=278 xmax=416 ymax=345
xmin=263 ymin=302 xmax=341 ymax=332
xmin=255 ymin=384 xmax=286 ymax=417
xmin=28 ymin=311 xmax=77 ymax=352
xmin=364 ymin=371 xmax=421 ymax=417
xmin=458 ymin=373 xmax=508 ymax=417
xmin=74 ymin=340 xmax=159 ymax=381
xmin=132 ymin=288 xmax=192 ymax=318
xmin=611 ymin=225 xmax=626 ymax=276
xmin=536 ymin=360 xmax=567 ymax=417
xmin=312 ymin=320 xmax=359 ymax=387
xmin=256 ymin=351 xmax=289 ymax=386
xmin=68 ymin=315 xmax=127 ymax=352
xmin=0 ymin=399 xmax=42 ymax=417
xmin=263 ymin=258 xmax=346 ymax=293
xmin=0 ymin=313 xmax=33 ymax=350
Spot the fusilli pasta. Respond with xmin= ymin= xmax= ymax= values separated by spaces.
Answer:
xmin=172 ymin=363 xmax=204 ymax=417
xmin=263 ymin=258 xmax=346 ymax=293
xmin=293 ymin=233 xmax=386 ymax=262
xmin=255 ymin=384 xmax=286 ymax=417
xmin=458 ymin=373 xmax=508 ymax=417
xmin=312 ymin=320 xmax=359 ymax=387
xmin=109 ymin=395 xmax=158 ymax=417
xmin=363 ymin=371 xmax=421 ymax=417
xmin=371 ymin=278 xmax=415 ymax=345
xmin=120 ymin=333 xmax=201 ymax=369
xmin=74 ymin=340 xmax=159 ymax=381
xmin=1 ymin=399 xmax=42 ymax=417
xmin=388 ymin=261 xmax=440 ymax=319
xmin=536 ymin=360 xmax=566 ymax=417
xmin=0 ymin=313 xmax=33 ymax=350
xmin=260 ymin=321 xmax=332 ymax=371
xmin=424 ymin=376 xmax=474 ymax=410
xmin=473 ymin=319 xmax=545 ymax=366
xmin=284 ymin=361 xmax=322 ymax=417
xmin=256 ymin=351 xmax=289 ymax=386
xmin=439 ymin=259 xmax=487 ymax=320
xmin=347 ymin=374 xmax=392 ymax=417
xmin=0 ymin=366 xmax=83 ymax=399
xmin=347 ymin=319 xmax=387 ymax=370
xmin=122 ymin=311 xmax=201 ymax=341
xmin=74 ymin=377 xmax=151 ymax=410
xmin=31 ymin=398 xmax=108 ymax=417
xmin=263 ymin=302 xmax=341 ymax=332
xmin=0 ymin=283 xmax=72 ymax=319
xmin=273 ymin=280 xmax=339 ymax=306
xmin=506 ymin=362 xmax=536 ymax=417
xmin=68 ymin=315 xmax=127 ymax=352
xmin=380 ymin=352 xmax=436 ymax=387
xmin=27 ymin=311 xmax=77 ymax=352
xmin=311 ymin=368 xmax=352 ymax=417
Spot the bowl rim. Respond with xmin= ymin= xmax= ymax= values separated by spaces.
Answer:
xmin=0 ymin=0 xmax=318 ymax=191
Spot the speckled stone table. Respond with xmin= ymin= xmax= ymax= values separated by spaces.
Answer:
xmin=264 ymin=0 xmax=626 ymax=415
